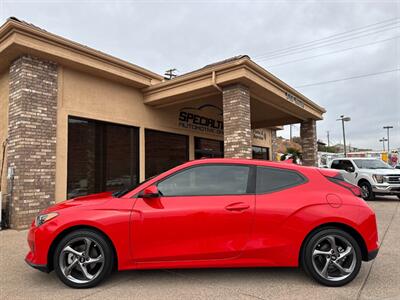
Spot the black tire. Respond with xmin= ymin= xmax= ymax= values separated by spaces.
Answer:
xmin=53 ymin=229 xmax=114 ymax=288
xmin=301 ymin=228 xmax=362 ymax=287
xmin=358 ymin=181 xmax=374 ymax=201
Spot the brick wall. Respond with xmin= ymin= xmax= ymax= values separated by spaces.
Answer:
xmin=300 ymin=119 xmax=317 ymax=166
xmin=222 ymin=84 xmax=252 ymax=159
xmin=7 ymin=55 xmax=58 ymax=229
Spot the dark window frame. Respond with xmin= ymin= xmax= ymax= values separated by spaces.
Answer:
xmin=194 ymin=137 xmax=224 ymax=159
xmin=255 ymin=166 xmax=307 ymax=195
xmin=252 ymin=145 xmax=270 ymax=160
xmin=145 ymin=128 xmax=189 ymax=179
xmin=150 ymin=163 xmax=256 ymax=197
xmin=67 ymin=115 xmax=140 ymax=198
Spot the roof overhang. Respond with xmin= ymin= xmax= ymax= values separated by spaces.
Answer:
xmin=143 ymin=57 xmax=326 ymax=125
xmin=0 ymin=18 xmax=164 ymax=88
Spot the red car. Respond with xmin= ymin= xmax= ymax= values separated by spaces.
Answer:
xmin=26 ymin=159 xmax=379 ymax=288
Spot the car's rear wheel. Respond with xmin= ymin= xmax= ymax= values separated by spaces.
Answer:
xmin=358 ymin=181 xmax=374 ymax=201
xmin=54 ymin=229 xmax=114 ymax=288
xmin=301 ymin=228 xmax=362 ymax=287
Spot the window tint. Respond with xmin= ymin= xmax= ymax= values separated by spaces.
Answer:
xmin=256 ymin=167 xmax=305 ymax=194
xmin=340 ymin=160 xmax=354 ymax=170
xmin=331 ymin=160 xmax=340 ymax=169
xmin=157 ymin=165 xmax=250 ymax=196
xmin=67 ymin=116 xmax=139 ymax=199
xmin=252 ymin=146 xmax=270 ymax=160
xmin=145 ymin=129 xmax=189 ymax=178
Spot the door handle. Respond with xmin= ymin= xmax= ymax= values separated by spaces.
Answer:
xmin=225 ymin=202 xmax=250 ymax=211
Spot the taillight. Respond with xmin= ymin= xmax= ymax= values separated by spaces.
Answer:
xmin=327 ymin=177 xmax=362 ymax=197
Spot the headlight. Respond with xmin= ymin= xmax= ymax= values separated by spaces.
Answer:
xmin=373 ymin=174 xmax=385 ymax=184
xmin=35 ymin=212 xmax=59 ymax=227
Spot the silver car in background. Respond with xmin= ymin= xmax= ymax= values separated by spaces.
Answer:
xmin=329 ymin=158 xmax=400 ymax=200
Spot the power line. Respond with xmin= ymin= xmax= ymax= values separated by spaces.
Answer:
xmin=253 ymin=18 xmax=399 ymax=60
xmin=265 ymin=36 xmax=399 ymax=68
xmin=295 ymin=68 xmax=400 ymax=88
xmin=255 ymin=24 xmax=399 ymax=62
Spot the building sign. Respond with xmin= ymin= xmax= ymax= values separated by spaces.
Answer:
xmin=178 ymin=104 xmax=223 ymax=135
xmin=252 ymin=129 xmax=267 ymax=140
xmin=285 ymin=92 xmax=305 ymax=108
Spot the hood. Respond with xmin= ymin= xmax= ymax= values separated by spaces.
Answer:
xmin=41 ymin=191 xmax=114 ymax=214
xmin=358 ymin=168 xmax=400 ymax=175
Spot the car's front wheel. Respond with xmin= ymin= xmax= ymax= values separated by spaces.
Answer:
xmin=301 ymin=228 xmax=362 ymax=287
xmin=54 ymin=229 xmax=114 ymax=288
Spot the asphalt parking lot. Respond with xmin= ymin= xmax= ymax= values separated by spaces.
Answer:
xmin=1 ymin=197 xmax=399 ymax=300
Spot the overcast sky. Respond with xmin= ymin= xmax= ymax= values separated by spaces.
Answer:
xmin=1 ymin=0 xmax=399 ymax=151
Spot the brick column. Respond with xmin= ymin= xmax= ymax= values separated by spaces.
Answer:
xmin=271 ymin=129 xmax=278 ymax=161
xmin=7 ymin=56 xmax=58 ymax=229
xmin=300 ymin=119 xmax=317 ymax=166
xmin=222 ymin=84 xmax=252 ymax=159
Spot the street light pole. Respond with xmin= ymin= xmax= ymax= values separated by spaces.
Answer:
xmin=379 ymin=137 xmax=388 ymax=151
xmin=383 ymin=126 xmax=393 ymax=153
xmin=337 ymin=115 xmax=351 ymax=157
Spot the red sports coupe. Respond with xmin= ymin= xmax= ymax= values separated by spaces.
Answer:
xmin=26 ymin=159 xmax=379 ymax=288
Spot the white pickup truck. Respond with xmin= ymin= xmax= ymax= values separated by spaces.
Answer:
xmin=329 ymin=157 xmax=400 ymax=200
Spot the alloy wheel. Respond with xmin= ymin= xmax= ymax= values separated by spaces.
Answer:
xmin=311 ymin=234 xmax=357 ymax=282
xmin=59 ymin=237 xmax=105 ymax=284
xmin=360 ymin=185 xmax=369 ymax=199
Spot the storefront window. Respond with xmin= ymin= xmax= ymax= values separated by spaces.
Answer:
xmin=252 ymin=146 xmax=270 ymax=160
xmin=145 ymin=129 xmax=189 ymax=178
xmin=195 ymin=137 xmax=223 ymax=159
xmin=67 ymin=117 xmax=139 ymax=199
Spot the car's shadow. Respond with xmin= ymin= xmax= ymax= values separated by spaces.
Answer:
xmin=33 ymin=266 xmax=317 ymax=290
xmin=370 ymin=195 xmax=399 ymax=202
xmin=105 ymin=266 xmax=317 ymax=290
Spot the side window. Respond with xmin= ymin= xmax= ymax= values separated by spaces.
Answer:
xmin=157 ymin=164 xmax=251 ymax=196
xmin=331 ymin=160 xmax=340 ymax=169
xmin=341 ymin=160 xmax=355 ymax=171
xmin=256 ymin=167 xmax=306 ymax=194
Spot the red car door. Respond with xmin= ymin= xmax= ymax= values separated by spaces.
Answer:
xmin=131 ymin=164 xmax=255 ymax=262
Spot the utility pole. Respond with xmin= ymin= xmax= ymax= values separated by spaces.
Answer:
xmin=327 ymin=131 xmax=330 ymax=147
xmin=289 ymin=125 xmax=292 ymax=141
xmin=164 ymin=68 xmax=177 ymax=80
xmin=379 ymin=137 xmax=388 ymax=151
xmin=336 ymin=115 xmax=351 ymax=157
xmin=383 ymin=126 xmax=393 ymax=153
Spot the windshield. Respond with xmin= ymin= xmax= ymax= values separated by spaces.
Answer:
xmin=353 ymin=159 xmax=393 ymax=169
xmin=112 ymin=176 xmax=156 ymax=198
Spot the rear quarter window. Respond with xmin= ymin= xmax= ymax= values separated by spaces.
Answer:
xmin=256 ymin=166 xmax=306 ymax=194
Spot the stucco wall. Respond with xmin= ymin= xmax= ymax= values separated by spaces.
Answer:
xmin=0 ymin=70 xmax=9 ymax=201
xmin=56 ymin=66 xmax=273 ymax=202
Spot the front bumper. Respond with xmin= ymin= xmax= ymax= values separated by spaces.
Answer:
xmin=372 ymin=184 xmax=400 ymax=195
xmin=25 ymin=220 xmax=55 ymax=271
xmin=366 ymin=247 xmax=379 ymax=261
xmin=25 ymin=257 xmax=50 ymax=273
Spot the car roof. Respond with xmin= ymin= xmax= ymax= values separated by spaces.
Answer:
xmin=185 ymin=158 xmax=313 ymax=171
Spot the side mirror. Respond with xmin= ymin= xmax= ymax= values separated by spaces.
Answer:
xmin=140 ymin=185 xmax=160 ymax=199
xmin=345 ymin=166 xmax=355 ymax=173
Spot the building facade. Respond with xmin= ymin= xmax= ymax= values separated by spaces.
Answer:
xmin=0 ymin=18 xmax=325 ymax=229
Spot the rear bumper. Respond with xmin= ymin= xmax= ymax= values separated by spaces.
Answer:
xmin=366 ymin=247 xmax=379 ymax=261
